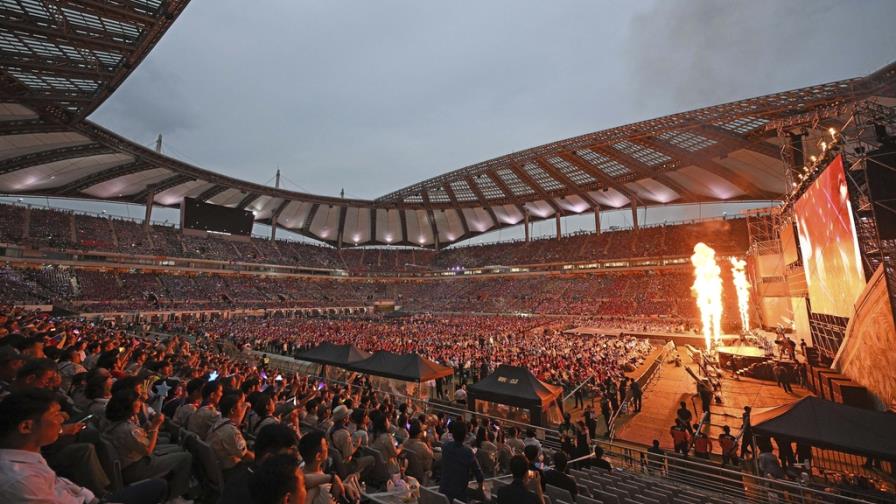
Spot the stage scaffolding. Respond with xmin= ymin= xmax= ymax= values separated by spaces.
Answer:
xmin=769 ymin=100 xmax=896 ymax=361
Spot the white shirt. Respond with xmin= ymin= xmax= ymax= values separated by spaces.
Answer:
xmin=0 ymin=448 xmax=95 ymax=504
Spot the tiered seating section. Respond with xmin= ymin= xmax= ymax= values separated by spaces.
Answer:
xmin=0 ymin=203 xmax=748 ymax=274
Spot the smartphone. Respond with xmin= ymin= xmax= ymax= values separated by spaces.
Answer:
xmin=208 ymin=370 xmax=219 ymax=381
xmin=79 ymin=413 xmax=95 ymax=423
xmin=119 ymin=347 xmax=125 ymax=352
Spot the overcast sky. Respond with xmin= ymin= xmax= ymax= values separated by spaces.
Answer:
xmin=86 ymin=0 xmax=896 ymax=202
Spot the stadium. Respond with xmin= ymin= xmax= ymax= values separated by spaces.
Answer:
xmin=0 ymin=2 xmax=895 ymax=504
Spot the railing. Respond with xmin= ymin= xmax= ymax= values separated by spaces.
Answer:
xmin=598 ymin=439 xmax=892 ymax=504
xmin=608 ymin=341 xmax=673 ymax=440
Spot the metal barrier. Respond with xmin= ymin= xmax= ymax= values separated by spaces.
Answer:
xmin=596 ymin=438 xmax=893 ymax=504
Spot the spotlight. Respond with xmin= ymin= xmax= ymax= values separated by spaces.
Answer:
xmin=809 ymin=155 xmax=817 ymax=163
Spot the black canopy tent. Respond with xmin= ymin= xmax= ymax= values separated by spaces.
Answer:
xmin=467 ymin=365 xmax=563 ymax=427
xmin=294 ymin=342 xmax=371 ymax=382
xmin=347 ymin=351 xmax=453 ymax=382
xmin=751 ymin=396 xmax=896 ymax=460
xmin=295 ymin=342 xmax=371 ymax=366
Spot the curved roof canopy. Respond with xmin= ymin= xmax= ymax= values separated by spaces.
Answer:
xmin=1 ymin=1 xmax=895 ymax=248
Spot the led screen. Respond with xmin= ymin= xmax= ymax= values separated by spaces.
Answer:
xmin=794 ymin=155 xmax=866 ymax=317
xmin=182 ymin=197 xmax=254 ymax=236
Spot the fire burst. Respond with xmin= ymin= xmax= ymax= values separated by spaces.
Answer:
xmin=691 ymin=243 xmax=723 ymax=350
xmin=730 ymin=258 xmax=751 ymax=333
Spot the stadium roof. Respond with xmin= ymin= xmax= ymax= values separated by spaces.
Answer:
xmin=1 ymin=2 xmax=895 ymax=248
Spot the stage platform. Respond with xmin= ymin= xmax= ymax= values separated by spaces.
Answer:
xmin=566 ymin=326 xmax=740 ymax=347
xmin=612 ymin=349 xmax=808 ymax=450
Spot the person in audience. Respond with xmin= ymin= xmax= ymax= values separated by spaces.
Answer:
xmin=218 ymin=422 xmax=299 ymax=504
xmin=438 ymin=420 xmax=483 ymax=503
xmin=247 ymin=454 xmax=306 ymax=504
xmin=0 ymin=346 xmax=25 ymax=398
xmin=542 ymin=451 xmax=577 ymax=500
xmin=172 ymin=378 xmax=204 ymax=426
xmin=206 ymin=391 xmax=254 ymax=479
xmin=298 ymin=431 xmax=359 ymax=504
xmin=328 ymin=404 xmax=373 ymax=480
xmin=402 ymin=420 xmax=435 ymax=481
xmin=57 ymin=347 xmax=87 ymax=392
xmin=0 ymin=388 xmax=167 ymax=504
xmin=104 ymin=389 xmax=193 ymax=502
xmin=588 ymin=445 xmax=612 ymax=472
xmin=523 ymin=428 xmax=541 ymax=451
xmin=506 ymin=427 xmax=525 ymax=455
xmin=370 ymin=413 xmax=401 ymax=475
xmin=187 ymin=380 xmax=223 ymax=439
xmin=646 ymin=439 xmax=666 ymax=474
xmin=496 ymin=455 xmax=543 ymax=504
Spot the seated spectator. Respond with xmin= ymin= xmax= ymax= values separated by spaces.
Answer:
xmin=757 ymin=446 xmax=785 ymax=479
xmin=298 ymin=431 xmax=360 ymax=504
xmin=0 ymin=388 xmax=167 ymax=504
xmin=248 ymin=453 xmax=306 ymax=504
xmin=586 ymin=445 xmax=612 ymax=472
xmin=206 ymin=392 xmax=254 ymax=479
xmin=187 ymin=380 xmax=223 ymax=439
xmin=218 ymin=422 xmax=299 ymax=504
xmin=542 ymin=451 xmax=577 ymax=500
xmin=496 ymin=454 xmax=543 ymax=504
xmin=104 ymin=389 xmax=193 ymax=501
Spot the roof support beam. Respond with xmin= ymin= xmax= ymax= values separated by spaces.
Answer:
xmin=591 ymin=146 xmax=698 ymax=202
xmin=558 ymin=151 xmax=641 ymax=205
xmin=698 ymin=125 xmax=782 ymax=159
xmin=195 ymin=184 xmax=229 ymax=202
xmin=533 ymin=157 xmax=600 ymax=209
xmin=0 ymin=51 xmax=115 ymax=80
xmin=335 ymin=206 xmax=347 ymax=249
xmin=270 ymin=199 xmax=291 ymax=241
xmin=465 ymin=175 xmax=500 ymax=227
xmin=0 ymin=11 xmax=135 ymax=53
xmin=58 ymin=158 xmax=153 ymax=195
xmin=301 ymin=204 xmax=320 ymax=231
xmin=421 ymin=190 xmax=441 ymax=250
xmin=507 ymin=162 xmax=562 ymax=214
xmin=0 ymin=119 xmax=70 ymax=136
xmin=398 ymin=209 xmax=409 ymax=246
xmin=130 ymin=174 xmax=192 ymax=203
xmin=0 ymin=143 xmax=113 ymax=175
xmin=65 ymin=0 xmax=157 ymax=26
xmin=440 ymin=184 xmax=470 ymax=236
xmin=635 ymin=137 xmax=779 ymax=200
xmin=481 ymin=173 xmax=526 ymax=217
xmin=236 ymin=193 xmax=260 ymax=210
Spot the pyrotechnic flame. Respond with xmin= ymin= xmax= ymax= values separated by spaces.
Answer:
xmin=691 ymin=243 xmax=723 ymax=350
xmin=730 ymin=258 xmax=751 ymax=333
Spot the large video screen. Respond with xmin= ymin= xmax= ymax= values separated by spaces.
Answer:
xmin=182 ymin=197 xmax=254 ymax=236
xmin=794 ymin=155 xmax=866 ymax=317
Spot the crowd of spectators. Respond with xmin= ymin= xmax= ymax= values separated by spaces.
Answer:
xmin=204 ymin=315 xmax=653 ymax=390
xmin=0 ymin=306 xmax=593 ymax=504
xmin=0 ymin=264 xmax=741 ymax=330
xmin=1 ymin=203 xmax=748 ymax=275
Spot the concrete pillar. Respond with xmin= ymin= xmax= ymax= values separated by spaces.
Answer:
xmin=631 ymin=201 xmax=639 ymax=230
xmin=594 ymin=207 xmax=601 ymax=235
xmin=555 ymin=213 xmax=562 ymax=240
xmin=143 ymin=191 xmax=154 ymax=230
xmin=524 ymin=213 xmax=530 ymax=242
